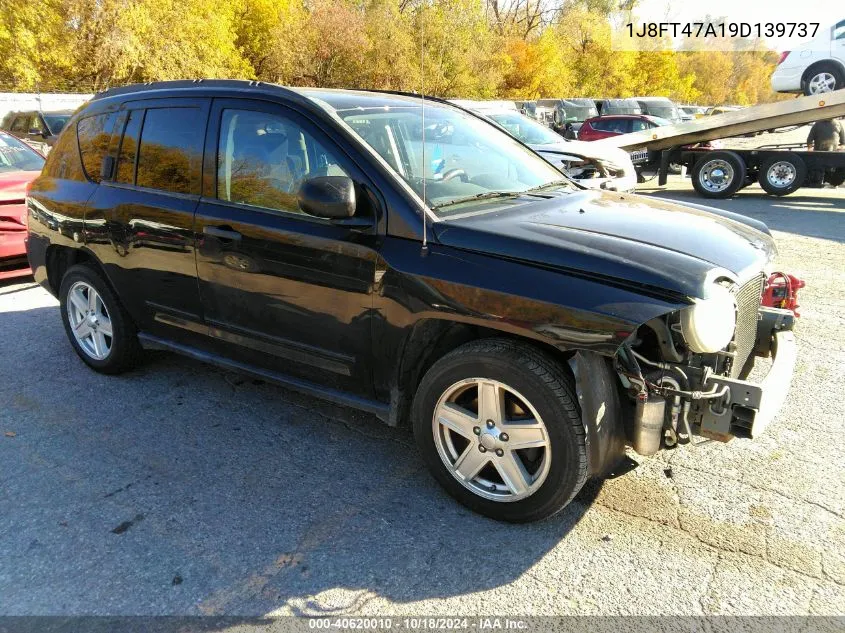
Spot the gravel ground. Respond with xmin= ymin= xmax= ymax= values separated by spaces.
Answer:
xmin=0 ymin=179 xmax=843 ymax=617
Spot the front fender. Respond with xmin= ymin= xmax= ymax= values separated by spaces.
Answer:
xmin=372 ymin=238 xmax=688 ymax=415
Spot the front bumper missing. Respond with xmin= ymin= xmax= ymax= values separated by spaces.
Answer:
xmin=694 ymin=309 xmax=797 ymax=441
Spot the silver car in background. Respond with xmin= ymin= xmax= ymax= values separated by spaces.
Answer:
xmin=452 ymin=101 xmax=637 ymax=192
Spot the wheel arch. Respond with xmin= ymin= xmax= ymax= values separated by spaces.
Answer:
xmin=387 ymin=318 xmax=575 ymax=427
xmin=392 ymin=317 xmax=631 ymax=476
xmin=801 ymin=59 xmax=845 ymax=87
xmin=45 ymin=245 xmax=116 ymax=298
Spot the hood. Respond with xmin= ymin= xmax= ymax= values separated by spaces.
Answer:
xmin=434 ymin=188 xmax=776 ymax=301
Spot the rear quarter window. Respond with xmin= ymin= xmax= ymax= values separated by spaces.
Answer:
xmin=77 ymin=112 xmax=117 ymax=183
xmin=42 ymin=122 xmax=86 ymax=181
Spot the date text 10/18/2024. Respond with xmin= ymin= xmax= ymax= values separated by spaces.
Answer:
xmin=308 ymin=618 xmax=529 ymax=630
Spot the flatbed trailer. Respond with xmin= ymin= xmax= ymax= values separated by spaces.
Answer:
xmin=590 ymin=91 xmax=845 ymax=198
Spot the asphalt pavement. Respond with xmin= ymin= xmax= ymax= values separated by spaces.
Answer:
xmin=1 ymin=178 xmax=844 ymax=616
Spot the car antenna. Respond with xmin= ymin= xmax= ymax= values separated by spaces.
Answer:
xmin=419 ymin=8 xmax=429 ymax=258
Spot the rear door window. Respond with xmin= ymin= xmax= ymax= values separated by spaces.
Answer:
xmin=135 ymin=107 xmax=204 ymax=195
xmin=77 ymin=112 xmax=117 ymax=183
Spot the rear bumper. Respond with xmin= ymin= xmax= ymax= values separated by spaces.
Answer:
xmin=696 ymin=309 xmax=797 ymax=440
xmin=771 ymin=66 xmax=803 ymax=93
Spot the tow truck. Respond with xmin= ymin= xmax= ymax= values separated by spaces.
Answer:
xmin=590 ymin=91 xmax=845 ymax=198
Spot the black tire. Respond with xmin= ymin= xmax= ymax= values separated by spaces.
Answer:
xmin=802 ymin=64 xmax=844 ymax=96
xmin=59 ymin=263 xmax=143 ymax=374
xmin=691 ymin=151 xmax=746 ymax=198
xmin=757 ymin=153 xmax=807 ymax=196
xmin=412 ymin=338 xmax=587 ymax=523
xmin=827 ymin=169 xmax=845 ymax=187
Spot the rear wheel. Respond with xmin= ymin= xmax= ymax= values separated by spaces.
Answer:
xmin=59 ymin=264 xmax=142 ymax=374
xmin=412 ymin=339 xmax=587 ymax=523
xmin=803 ymin=65 xmax=843 ymax=95
xmin=757 ymin=154 xmax=806 ymax=196
xmin=691 ymin=151 xmax=746 ymax=198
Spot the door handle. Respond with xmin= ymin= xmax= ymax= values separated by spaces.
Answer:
xmin=203 ymin=226 xmax=242 ymax=242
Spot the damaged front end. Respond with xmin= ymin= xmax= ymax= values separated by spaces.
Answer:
xmin=614 ymin=273 xmax=798 ymax=456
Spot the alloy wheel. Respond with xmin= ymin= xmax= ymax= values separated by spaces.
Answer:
xmin=66 ymin=281 xmax=113 ymax=361
xmin=432 ymin=378 xmax=551 ymax=502
xmin=808 ymin=72 xmax=836 ymax=94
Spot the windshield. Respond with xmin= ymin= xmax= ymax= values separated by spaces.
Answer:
xmin=604 ymin=101 xmax=642 ymax=115
xmin=561 ymin=102 xmax=598 ymax=121
xmin=0 ymin=132 xmax=45 ymax=172
xmin=313 ymin=96 xmax=566 ymax=215
xmin=487 ymin=112 xmax=563 ymax=146
xmin=644 ymin=105 xmax=680 ymax=121
xmin=645 ymin=116 xmax=672 ymax=127
xmin=43 ymin=114 xmax=71 ymax=134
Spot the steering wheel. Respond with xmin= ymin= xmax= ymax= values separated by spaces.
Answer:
xmin=441 ymin=168 xmax=468 ymax=182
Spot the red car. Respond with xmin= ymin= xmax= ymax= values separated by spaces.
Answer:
xmin=0 ymin=131 xmax=45 ymax=280
xmin=577 ymin=114 xmax=672 ymax=141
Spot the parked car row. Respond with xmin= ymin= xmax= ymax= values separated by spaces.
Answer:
xmin=450 ymin=100 xmax=637 ymax=192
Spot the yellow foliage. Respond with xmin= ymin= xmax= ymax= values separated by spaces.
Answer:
xmin=0 ymin=0 xmax=786 ymax=106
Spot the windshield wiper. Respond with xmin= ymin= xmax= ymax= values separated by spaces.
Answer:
xmin=433 ymin=191 xmax=519 ymax=210
xmin=524 ymin=179 xmax=574 ymax=193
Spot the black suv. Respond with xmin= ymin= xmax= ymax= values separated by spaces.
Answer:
xmin=26 ymin=81 xmax=797 ymax=522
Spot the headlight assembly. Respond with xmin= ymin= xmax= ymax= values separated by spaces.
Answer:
xmin=680 ymin=284 xmax=737 ymax=353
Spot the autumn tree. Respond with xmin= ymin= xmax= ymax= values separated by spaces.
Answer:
xmin=0 ymin=0 xmax=785 ymax=106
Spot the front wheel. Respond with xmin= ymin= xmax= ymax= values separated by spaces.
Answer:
xmin=691 ymin=151 xmax=747 ymax=198
xmin=412 ymin=339 xmax=587 ymax=523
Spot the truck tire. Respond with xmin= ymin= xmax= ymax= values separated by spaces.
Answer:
xmin=803 ymin=64 xmax=843 ymax=95
xmin=59 ymin=263 xmax=143 ymax=374
xmin=691 ymin=151 xmax=746 ymax=198
xmin=758 ymin=154 xmax=806 ymax=196
xmin=827 ymin=169 xmax=845 ymax=187
xmin=412 ymin=338 xmax=587 ymax=523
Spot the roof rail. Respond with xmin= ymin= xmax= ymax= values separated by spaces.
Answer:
xmin=92 ymin=79 xmax=295 ymax=101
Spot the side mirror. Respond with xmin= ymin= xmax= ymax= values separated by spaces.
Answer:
xmin=28 ymin=128 xmax=41 ymax=136
xmin=297 ymin=176 xmax=356 ymax=220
